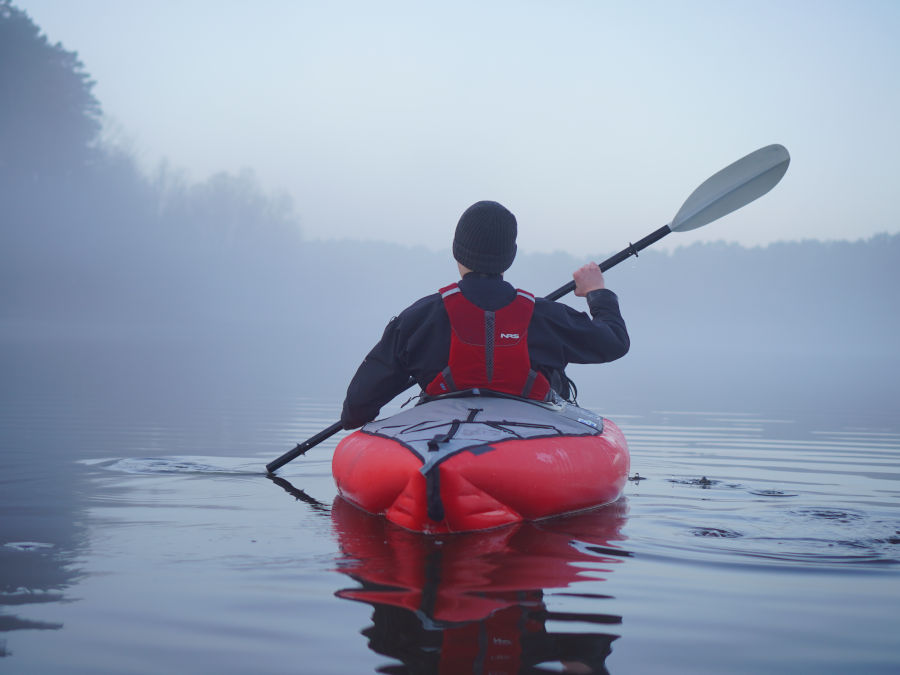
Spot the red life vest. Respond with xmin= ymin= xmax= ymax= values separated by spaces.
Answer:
xmin=425 ymin=282 xmax=551 ymax=401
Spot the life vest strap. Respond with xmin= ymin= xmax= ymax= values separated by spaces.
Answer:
xmin=484 ymin=310 xmax=495 ymax=382
xmin=522 ymin=369 xmax=539 ymax=398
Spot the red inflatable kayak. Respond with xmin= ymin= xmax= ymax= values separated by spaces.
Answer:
xmin=332 ymin=392 xmax=630 ymax=533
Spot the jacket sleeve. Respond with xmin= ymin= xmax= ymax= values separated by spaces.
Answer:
xmin=530 ymin=288 xmax=629 ymax=370
xmin=582 ymin=288 xmax=630 ymax=361
xmin=340 ymin=316 xmax=414 ymax=429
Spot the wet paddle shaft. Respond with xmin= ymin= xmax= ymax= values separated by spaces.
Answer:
xmin=266 ymin=144 xmax=791 ymax=474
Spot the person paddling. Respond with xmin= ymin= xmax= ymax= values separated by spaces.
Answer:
xmin=269 ymin=145 xmax=787 ymax=474
xmin=340 ymin=200 xmax=630 ymax=429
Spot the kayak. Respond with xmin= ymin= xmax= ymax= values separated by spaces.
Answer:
xmin=332 ymin=391 xmax=630 ymax=533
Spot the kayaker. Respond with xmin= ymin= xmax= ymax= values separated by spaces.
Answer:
xmin=340 ymin=200 xmax=629 ymax=429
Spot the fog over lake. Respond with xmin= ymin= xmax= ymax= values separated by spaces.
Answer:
xmin=5 ymin=229 xmax=899 ymax=417
xmin=3 ymin=3 xmax=899 ymax=672
xmin=4 ymin=1 xmax=898 ymax=421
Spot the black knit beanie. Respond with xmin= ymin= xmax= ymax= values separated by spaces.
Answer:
xmin=452 ymin=201 xmax=517 ymax=274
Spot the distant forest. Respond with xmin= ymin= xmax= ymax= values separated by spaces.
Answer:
xmin=2 ymin=1 xmax=897 ymax=414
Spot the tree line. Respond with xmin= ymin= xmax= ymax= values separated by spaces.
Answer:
xmin=1 ymin=1 xmax=303 ymax=335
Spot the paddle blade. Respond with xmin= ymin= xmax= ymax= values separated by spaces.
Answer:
xmin=670 ymin=144 xmax=790 ymax=232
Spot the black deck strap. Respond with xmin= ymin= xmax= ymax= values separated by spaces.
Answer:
xmin=628 ymin=241 xmax=639 ymax=258
xmin=423 ymin=410 xmax=481 ymax=522
xmin=399 ymin=393 xmax=420 ymax=409
xmin=425 ymin=466 xmax=445 ymax=522
xmin=426 ymin=418 xmax=462 ymax=452
xmin=484 ymin=420 xmax=561 ymax=439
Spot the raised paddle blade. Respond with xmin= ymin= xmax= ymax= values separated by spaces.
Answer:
xmin=670 ymin=144 xmax=790 ymax=232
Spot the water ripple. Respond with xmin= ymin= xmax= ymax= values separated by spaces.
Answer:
xmin=623 ymin=410 xmax=900 ymax=569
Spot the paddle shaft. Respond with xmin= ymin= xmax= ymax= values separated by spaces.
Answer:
xmin=544 ymin=224 xmax=671 ymax=302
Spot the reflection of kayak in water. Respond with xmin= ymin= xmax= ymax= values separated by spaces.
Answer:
xmin=332 ymin=494 xmax=630 ymax=623
xmin=332 ymin=392 xmax=630 ymax=533
xmin=332 ymin=495 xmax=629 ymax=673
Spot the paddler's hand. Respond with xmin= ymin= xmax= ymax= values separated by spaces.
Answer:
xmin=573 ymin=262 xmax=605 ymax=297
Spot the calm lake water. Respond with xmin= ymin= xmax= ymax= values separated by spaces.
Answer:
xmin=2 ymin=341 xmax=899 ymax=674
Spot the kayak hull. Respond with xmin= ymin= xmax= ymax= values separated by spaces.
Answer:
xmin=332 ymin=394 xmax=629 ymax=533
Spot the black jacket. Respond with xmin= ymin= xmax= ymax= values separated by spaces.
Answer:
xmin=340 ymin=273 xmax=629 ymax=428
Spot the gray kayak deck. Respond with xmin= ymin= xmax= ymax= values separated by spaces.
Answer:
xmin=361 ymin=393 xmax=605 ymax=473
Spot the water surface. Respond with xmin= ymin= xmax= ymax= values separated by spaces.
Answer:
xmin=2 ymin=377 xmax=898 ymax=673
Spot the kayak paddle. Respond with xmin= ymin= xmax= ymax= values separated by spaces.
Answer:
xmin=545 ymin=143 xmax=790 ymax=300
xmin=266 ymin=143 xmax=790 ymax=474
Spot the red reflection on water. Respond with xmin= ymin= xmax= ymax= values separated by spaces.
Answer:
xmin=331 ymin=496 xmax=630 ymax=674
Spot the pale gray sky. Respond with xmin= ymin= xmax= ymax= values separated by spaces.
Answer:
xmin=19 ymin=0 xmax=900 ymax=254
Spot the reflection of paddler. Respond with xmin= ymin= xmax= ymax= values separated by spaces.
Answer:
xmin=332 ymin=496 xmax=629 ymax=673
